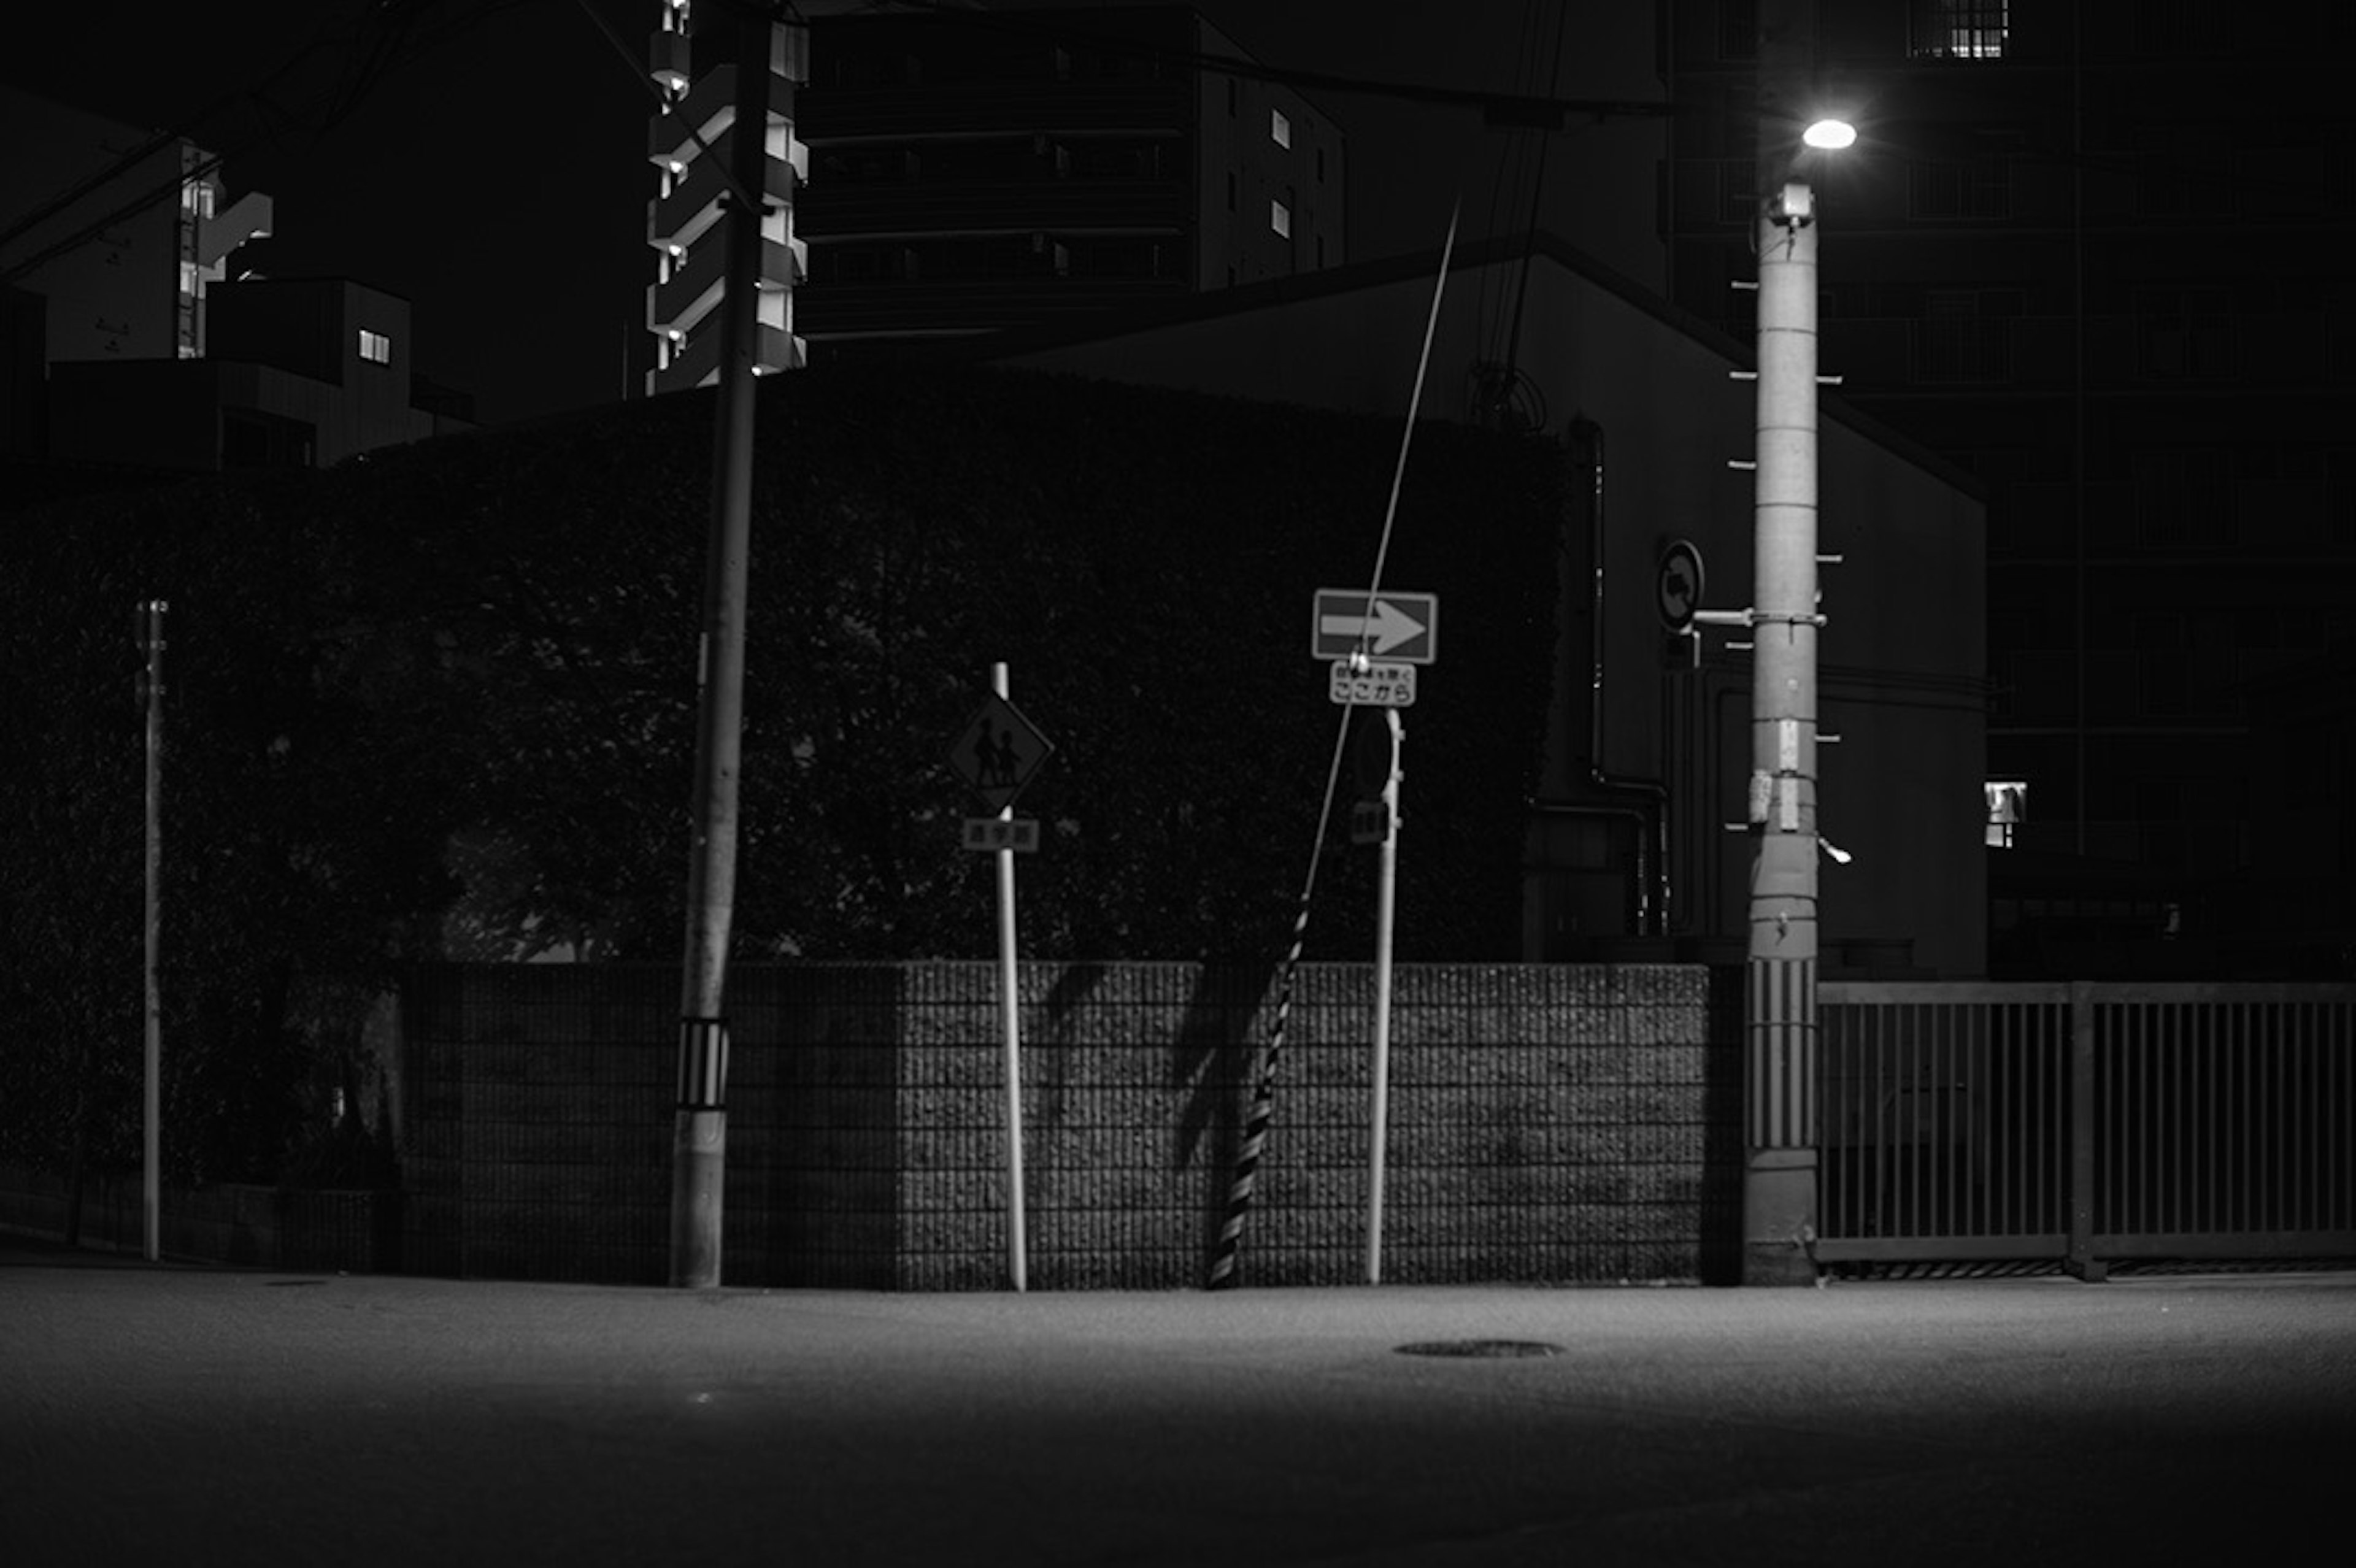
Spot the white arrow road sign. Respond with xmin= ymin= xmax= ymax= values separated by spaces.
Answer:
xmin=1311 ymin=589 xmax=1438 ymax=664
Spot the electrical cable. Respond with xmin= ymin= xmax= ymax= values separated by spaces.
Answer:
xmin=1207 ymin=194 xmax=1461 ymax=1289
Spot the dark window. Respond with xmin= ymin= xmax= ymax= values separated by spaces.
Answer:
xmin=1717 ymin=0 xmax=1757 ymax=60
xmin=1915 ymin=288 xmax=2019 ymax=382
xmin=1909 ymin=159 xmax=2012 ymax=219
xmin=221 ymin=409 xmax=315 ymax=469
xmin=1068 ymin=139 xmax=1170 ymax=180
xmin=818 ymin=146 xmax=920 ymax=183
xmin=1066 ymin=238 xmax=1166 ymax=279
xmin=2139 ymin=286 xmax=2236 ymax=379
xmin=830 ymin=50 xmax=884 ymax=87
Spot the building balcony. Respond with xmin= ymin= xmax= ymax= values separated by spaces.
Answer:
xmin=647 ymin=125 xmax=804 ymax=255
xmin=1820 ymin=312 xmax=2336 ymax=394
xmin=198 ymin=191 xmax=274 ymax=267
xmin=798 ymin=79 xmax=1192 ymax=142
xmin=649 ymin=320 xmax=804 ymax=394
xmin=794 ymin=274 xmax=1189 ymax=339
xmin=647 ymin=65 xmax=802 ymax=169
xmin=647 ymin=231 xmax=807 ymax=338
xmin=795 ymin=178 xmax=1191 ymax=239
xmin=648 ymin=26 xmax=690 ymax=95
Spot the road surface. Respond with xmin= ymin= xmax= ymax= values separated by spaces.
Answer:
xmin=4 ymin=1238 xmax=2349 ymax=1565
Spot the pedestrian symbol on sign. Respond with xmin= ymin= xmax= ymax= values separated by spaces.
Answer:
xmin=972 ymin=723 xmax=1022 ymax=790
xmin=949 ymin=690 xmax=1053 ymax=813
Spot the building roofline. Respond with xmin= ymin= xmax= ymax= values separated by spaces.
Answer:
xmin=941 ymin=228 xmax=1985 ymax=502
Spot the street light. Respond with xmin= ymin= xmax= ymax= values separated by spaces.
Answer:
xmin=1802 ymin=117 xmax=1857 ymax=151
xmin=1742 ymin=113 xmax=1852 ymax=1285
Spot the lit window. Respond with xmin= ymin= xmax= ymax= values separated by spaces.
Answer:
xmin=1985 ymin=780 xmax=2026 ymax=848
xmin=358 ymin=328 xmax=391 ymax=365
xmin=1270 ymin=199 xmax=1290 ymax=239
xmin=1271 ymin=108 xmax=1291 ymax=149
xmin=1911 ymin=0 xmax=2008 ymax=60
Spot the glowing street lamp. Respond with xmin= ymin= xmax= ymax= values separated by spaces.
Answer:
xmin=1801 ymin=117 xmax=1858 ymax=151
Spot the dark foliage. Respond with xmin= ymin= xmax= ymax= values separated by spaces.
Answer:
xmin=0 ymin=363 xmax=1568 ymax=1180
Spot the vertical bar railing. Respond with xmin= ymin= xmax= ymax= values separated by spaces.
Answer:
xmin=1820 ymin=982 xmax=2352 ymax=1270
xmin=2068 ymin=983 xmax=2101 ymax=1280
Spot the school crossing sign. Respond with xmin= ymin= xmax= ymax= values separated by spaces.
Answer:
xmin=949 ymin=690 xmax=1053 ymax=813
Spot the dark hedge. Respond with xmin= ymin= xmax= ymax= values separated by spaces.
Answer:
xmin=0 ymin=362 xmax=1568 ymax=1179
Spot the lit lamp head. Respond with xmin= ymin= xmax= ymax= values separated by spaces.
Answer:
xmin=1773 ymin=118 xmax=1858 ymax=225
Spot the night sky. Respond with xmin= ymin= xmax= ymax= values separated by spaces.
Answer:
xmin=9 ymin=0 xmax=1661 ymax=428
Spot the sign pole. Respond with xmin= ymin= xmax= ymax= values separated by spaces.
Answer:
xmin=1365 ymin=708 xmax=1401 ymax=1285
xmin=991 ymin=661 xmax=1028 ymax=1293
xmin=140 ymin=599 xmax=165 ymax=1263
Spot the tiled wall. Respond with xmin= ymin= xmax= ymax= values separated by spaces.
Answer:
xmin=399 ymin=962 xmax=1742 ymax=1289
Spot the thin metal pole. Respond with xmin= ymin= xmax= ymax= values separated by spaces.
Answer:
xmin=141 ymin=599 xmax=165 ymax=1262
xmin=993 ymin=662 xmax=1028 ymax=1293
xmin=668 ymin=2 xmax=773 ymax=1289
xmin=1365 ymin=709 xmax=1401 ymax=1285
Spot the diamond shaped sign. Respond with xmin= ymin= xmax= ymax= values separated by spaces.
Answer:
xmin=949 ymin=691 xmax=1052 ymax=813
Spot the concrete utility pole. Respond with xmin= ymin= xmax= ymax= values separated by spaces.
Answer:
xmin=1743 ymin=0 xmax=1828 ymax=1285
xmin=668 ymin=1 xmax=778 ymax=1291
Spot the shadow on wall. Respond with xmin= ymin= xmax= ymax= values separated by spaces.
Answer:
xmin=1700 ymin=963 xmax=1746 ymax=1286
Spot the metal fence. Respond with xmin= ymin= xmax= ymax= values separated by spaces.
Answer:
xmin=1817 ymin=983 xmax=2356 ymax=1278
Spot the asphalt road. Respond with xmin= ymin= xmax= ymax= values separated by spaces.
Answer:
xmin=3 ymin=1237 xmax=2350 ymax=1566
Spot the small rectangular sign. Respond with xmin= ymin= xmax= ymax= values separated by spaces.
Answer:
xmin=1349 ymin=799 xmax=1391 ymax=845
xmin=963 ymin=817 xmax=1041 ymax=853
xmin=1329 ymin=659 xmax=1417 ymax=707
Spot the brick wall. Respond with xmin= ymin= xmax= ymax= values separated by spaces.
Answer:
xmin=399 ymin=962 xmax=1744 ymax=1289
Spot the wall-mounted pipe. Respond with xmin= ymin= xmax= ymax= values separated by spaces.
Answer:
xmin=1569 ymin=418 xmax=1671 ymax=937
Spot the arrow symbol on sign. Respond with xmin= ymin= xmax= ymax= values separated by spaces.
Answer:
xmin=1319 ymin=599 xmax=1427 ymax=655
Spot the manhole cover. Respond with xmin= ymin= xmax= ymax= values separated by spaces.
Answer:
xmin=264 ymin=1278 xmax=327 ymax=1288
xmin=1395 ymin=1339 xmax=1563 ymax=1359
